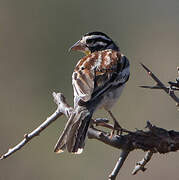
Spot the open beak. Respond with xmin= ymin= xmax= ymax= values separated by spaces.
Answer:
xmin=69 ymin=40 xmax=91 ymax=55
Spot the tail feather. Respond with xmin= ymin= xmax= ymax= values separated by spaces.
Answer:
xmin=54 ymin=112 xmax=76 ymax=153
xmin=54 ymin=107 xmax=93 ymax=154
xmin=67 ymin=110 xmax=92 ymax=153
xmin=73 ymin=119 xmax=91 ymax=154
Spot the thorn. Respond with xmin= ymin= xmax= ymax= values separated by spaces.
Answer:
xmin=139 ymin=85 xmax=153 ymax=89
xmin=140 ymin=63 xmax=145 ymax=69
xmin=140 ymin=63 xmax=149 ymax=71
xmin=146 ymin=121 xmax=152 ymax=129
xmin=139 ymin=62 xmax=143 ymax=66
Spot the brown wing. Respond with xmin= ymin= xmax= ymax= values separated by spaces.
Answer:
xmin=72 ymin=50 xmax=123 ymax=103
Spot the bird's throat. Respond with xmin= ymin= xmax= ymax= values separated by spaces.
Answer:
xmin=85 ymin=50 xmax=91 ymax=56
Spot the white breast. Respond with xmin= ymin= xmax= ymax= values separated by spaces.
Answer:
xmin=96 ymin=84 xmax=125 ymax=110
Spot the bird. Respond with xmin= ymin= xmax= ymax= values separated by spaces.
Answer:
xmin=54 ymin=31 xmax=130 ymax=154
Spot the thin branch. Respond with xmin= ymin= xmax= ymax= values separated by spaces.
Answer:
xmin=0 ymin=93 xmax=69 ymax=160
xmin=140 ymin=63 xmax=179 ymax=104
xmin=2 ymin=91 xmax=179 ymax=180
xmin=89 ymin=120 xmax=179 ymax=153
xmin=88 ymin=128 xmax=129 ymax=150
xmin=140 ymin=85 xmax=179 ymax=91
xmin=132 ymin=151 xmax=153 ymax=175
xmin=139 ymin=85 xmax=168 ymax=90
xmin=88 ymin=121 xmax=179 ymax=179
xmin=108 ymin=150 xmax=130 ymax=180
xmin=1 ymin=69 xmax=179 ymax=179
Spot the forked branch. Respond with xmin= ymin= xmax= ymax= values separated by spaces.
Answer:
xmin=140 ymin=63 xmax=179 ymax=105
xmin=1 ymin=64 xmax=179 ymax=180
xmin=0 ymin=93 xmax=70 ymax=160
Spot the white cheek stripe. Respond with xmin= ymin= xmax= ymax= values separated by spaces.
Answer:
xmin=82 ymin=35 xmax=111 ymax=43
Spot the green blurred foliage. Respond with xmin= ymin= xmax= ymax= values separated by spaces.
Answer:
xmin=0 ymin=0 xmax=179 ymax=179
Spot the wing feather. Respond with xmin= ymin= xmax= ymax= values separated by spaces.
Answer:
xmin=72 ymin=69 xmax=94 ymax=102
xmin=72 ymin=50 xmax=129 ymax=104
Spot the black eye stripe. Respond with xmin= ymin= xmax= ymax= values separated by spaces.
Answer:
xmin=90 ymin=45 xmax=105 ymax=51
xmin=86 ymin=38 xmax=93 ymax=44
xmin=83 ymin=32 xmax=119 ymax=53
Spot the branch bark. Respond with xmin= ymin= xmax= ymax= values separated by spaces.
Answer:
xmin=1 ymin=92 xmax=179 ymax=179
xmin=108 ymin=150 xmax=130 ymax=180
xmin=132 ymin=151 xmax=153 ymax=175
xmin=1 ymin=64 xmax=179 ymax=180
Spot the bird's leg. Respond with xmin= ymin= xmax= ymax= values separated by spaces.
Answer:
xmin=107 ymin=110 xmax=122 ymax=135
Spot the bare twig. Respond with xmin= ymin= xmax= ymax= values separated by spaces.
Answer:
xmin=88 ymin=121 xmax=179 ymax=179
xmin=0 ymin=93 xmax=69 ymax=160
xmin=109 ymin=150 xmax=130 ymax=180
xmin=132 ymin=151 xmax=153 ymax=175
xmin=1 ymin=64 xmax=179 ymax=180
xmin=140 ymin=63 xmax=179 ymax=104
xmin=2 ymin=91 xmax=179 ymax=180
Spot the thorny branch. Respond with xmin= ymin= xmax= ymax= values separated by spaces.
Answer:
xmin=1 ymin=64 xmax=179 ymax=180
xmin=140 ymin=63 xmax=179 ymax=105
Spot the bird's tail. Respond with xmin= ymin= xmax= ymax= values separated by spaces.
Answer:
xmin=54 ymin=106 xmax=93 ymax=154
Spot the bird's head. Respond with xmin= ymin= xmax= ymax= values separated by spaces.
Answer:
xmin=69 ymin=31 xmax=119 ymax=55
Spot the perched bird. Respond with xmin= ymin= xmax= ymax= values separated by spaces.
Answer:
xmin=54 ymin=31 xmax=130 ymax=154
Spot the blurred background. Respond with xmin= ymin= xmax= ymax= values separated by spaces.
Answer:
xmin=0 ymin=0 xmax=179 ymax=179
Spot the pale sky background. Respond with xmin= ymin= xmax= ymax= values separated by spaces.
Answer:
xmin=0 ymin=0 xmax=179 ymax=179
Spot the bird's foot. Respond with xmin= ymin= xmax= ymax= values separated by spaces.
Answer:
xmin=110 ymin=120 xmax=123 ymax=137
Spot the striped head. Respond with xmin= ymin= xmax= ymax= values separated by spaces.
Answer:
xmin=69 ymin=31 xmax=119 ymax=55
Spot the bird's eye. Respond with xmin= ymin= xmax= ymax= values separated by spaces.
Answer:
xmin=86 ymin=39 xmax=93 ymax=44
